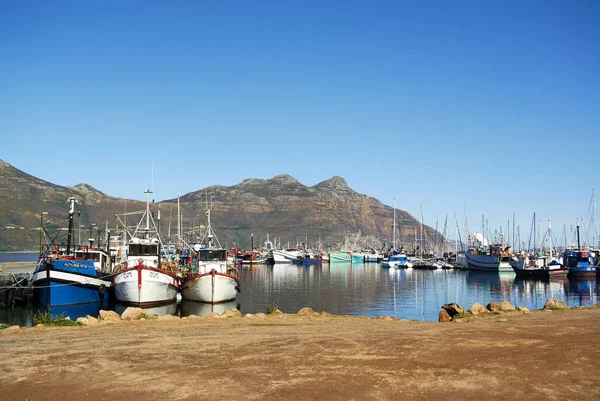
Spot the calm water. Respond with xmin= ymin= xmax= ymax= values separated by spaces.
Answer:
xmin=0 ymin=252 xmax=38 ymax=263
xmin=1 ymin=262 xmax=598 ymax=326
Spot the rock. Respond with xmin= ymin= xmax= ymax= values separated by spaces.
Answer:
xmin=99 ymin=310 xmax=120 ymax=320
xmin=297 ymin=307 xmax=314 ymax=315
xmin=468 ymin=303 xmax=489 ymax=315
xmin=486 ymin=302 xmax=499 ymax=312
xmin=439 ymin=309 xmax=451 ymax=322
xmin=121 ymin=307 xmax=152 ymax=321
xmin=221 ymin=309 xmax=242 ymax=318
xmin=274 ymin=309 xmax=283 ymax=314
xmin=85 ymin=315 xmax=99 ymax=325
xmin=377 ymin=316 xmax=393 ymax=321
xmin=498 ymin=301 xmax=516 ymax=311
xmin=205 ymin=312 xmax=220 ymax=318
xmin=253 ymin=313 xmax=266 ymax=319
xmin=157 ymin=314 xmax=180 ymax=321
xmin=517 ymin=306 xmax=530 ymax=312
xmin=76 ymin=317 xmax=90 ymax=325
xmin=185 ymin=314 xmax=201 ymax=319
xmin=544 ymin=298 xmax=568 ymax=310
xmin=1 ymin=325 xmax=20 ymax=333
xmin=320 ymin=311 xmax=334 ymax=317
xmin=441 ymin=303 xmax=465 ymax=318
xmin=244 ymin=313 xmax=254 ymax=318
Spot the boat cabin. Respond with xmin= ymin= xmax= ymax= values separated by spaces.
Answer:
xmin=196 ymin=249 xmax=228 ymax=261
xmin=128 ymin=243 xmax=160 ymax=257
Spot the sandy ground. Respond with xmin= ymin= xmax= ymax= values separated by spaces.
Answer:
xmin=1 ymin=306 xmax=600 ymax=401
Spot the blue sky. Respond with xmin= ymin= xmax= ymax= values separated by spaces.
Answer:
xmin=1 ymin=1 xmax=599 ymax=245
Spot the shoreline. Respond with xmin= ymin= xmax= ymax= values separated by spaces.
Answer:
xmin=2 ymin=303 xmax=600 ymax=400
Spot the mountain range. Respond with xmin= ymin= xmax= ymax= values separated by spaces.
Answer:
xmin=0 ymin=159 xmax=443 ymax=252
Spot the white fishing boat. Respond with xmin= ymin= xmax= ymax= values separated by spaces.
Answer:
xmin=112 ymin=189 xmax=180 ymax=307
xmin=272 ymin=249 xmax=301 ymax=263
xmin=181 ymin=208 xmax=240 ymax=303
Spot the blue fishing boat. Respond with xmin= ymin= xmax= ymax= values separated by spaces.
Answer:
xmin=564 ymin=251 xmax=596 ymax=278
xmin=565 ymin=224 xmax=597 ymax=279
xmin=32 ymin=197 xmax=112 ymax=307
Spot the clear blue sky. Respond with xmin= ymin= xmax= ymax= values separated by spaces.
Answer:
xmin=1 ymin=1 xmax=599 ymax=245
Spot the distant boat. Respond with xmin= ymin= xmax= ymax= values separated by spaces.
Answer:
xmin=272 ymin=249 xmax=301 ymax=263
xmin=565 ymin=223 xmax=597 ymax=278
xmin=510 ymin=256 xmax=568 ymax=279
xmin=181 ymin=208 xmax=240 ymax=304
xmin=112 ymin=189 xmax=180 ymax=308
xmin=32 ymin=197 xmax=112 ymax=307
xmin=465 ymin=244 xmax=514 ymax=273
xmin=381 ymin=253 xmax=413 ymax=269
xmin=329 ymin=252 xmax=351 ymax=263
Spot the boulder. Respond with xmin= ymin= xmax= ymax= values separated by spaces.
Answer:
xmin=85 ymin=315 xmax=99 ymax=325
xmin=121 ymin=307 xmax=152 ymax=321
xmin=157 ymin=314 xmax=180 ymax=321
xmin=468 ymin=303 xmax=489 ymax=315
xmin=377 ymin=316 xmax=393 ymax=321
xmin=439 ymin=309 xmax=451 ymax=322
xmin=99 ymin=310 xmax=120 ymax=320
xmin=76 ymin=317 xmax=90 ymax=325
xmin=1 ymin=325 xmax=21 ymax=333
xmin=544 ymin=298 xmax=568 ymax=310
xmin=253 ymin=313 xmax=266 ymax=319
xmin=220 ymin=309 xmax=242 ymax=318
xmin=204 ymin=312 xmax=220 ymax=318
xmin=441 ymin=303 xmax=465 ymax=318
xmin=320 ymin=311 xmax=334 ymax=317
xmin=243 ymin=314 xmax=254 ymax=318
xmin=517 ymin=306 xmax=530 ymax=313
xmin=498 ymin=301 xmax=516 ymax=311
xmin=486 ymin=302 xmax=499 ymax=312
xmin=297 ymin=307 xmax=314 ymax=315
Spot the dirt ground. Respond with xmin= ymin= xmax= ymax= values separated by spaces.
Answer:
xmin=1 ymin=306 xmax=600 ymax=401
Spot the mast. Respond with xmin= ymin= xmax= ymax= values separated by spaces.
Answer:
xmin=66 ymin=197 xmax=76 ymax=255
xmin=392 ymin=199 xmax=396 ymax=249
xmin=548 ymin=216 xmax=553 ymax=259
xmin=144 ymin=189 xmax=152 ymax=233
xmin=420 ymin=205 xmax=424 ymax=259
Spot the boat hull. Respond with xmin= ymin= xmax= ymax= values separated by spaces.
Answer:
xmin=112 ymin=265 xmax=179 ymax=307
xmin=567 ymin=267 xmax=597 ymax=278
xmin=465 ymin=252 xmax=514 ymax=273
xmin=329 ymin=253 xmax=351 ymax=263
xmin=32 ymin=259 xmax=111 ymax=307
xmin=182 ymin=270 xmax=239 ymax=303
xmin=272 ymin=250 xmax=300 ymax=263
xmin=510 ymin=260 xmax=569 ymax=279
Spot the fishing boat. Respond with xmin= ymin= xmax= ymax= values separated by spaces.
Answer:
xmin=510 ymin=256 xmax=567 ymax=279
xmin=272 ymin=248 xmax=302 ymax=263
xmin=112 ymin=189 xmax=180 ymax=307
xmin=381 ymin=253 xmax=413 ymax=269
xmin=32 ymin=197 xmax=112 ymax=307
xmin=465 ymin=238 xmax=514 ymax=273
xmin=329 ymin=252 xmax=351 ymax=263
xmin=565 ymin=223 xmax=597 ymax=278
xmin=181 ymin=208 xmax=240 ymax=304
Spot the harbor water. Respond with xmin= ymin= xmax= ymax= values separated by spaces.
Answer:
xmin=1 ymin=259 xmax=598 ymax=326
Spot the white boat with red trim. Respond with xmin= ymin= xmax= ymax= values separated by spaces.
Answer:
xmin=112 ymin=189 xmax=180 ymax=307
xmin=181 ymin=208 xmax=239 ymax=304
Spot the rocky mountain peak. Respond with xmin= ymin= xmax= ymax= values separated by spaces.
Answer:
xmin=269 ymin=174 xmax=301 ymax=185
xmin=314 ymin=176 xmax=350 ymax=191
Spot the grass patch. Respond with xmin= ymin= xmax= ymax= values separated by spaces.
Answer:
xmin=0 ymin=323 xmax=9 ymax=330
xmin=33 ymin=311 xmax=83 ymax=327
xmin=266 ymin=304 xmax=279 ymax=314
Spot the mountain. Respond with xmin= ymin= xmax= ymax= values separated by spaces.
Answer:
xmin=0 ymin=160 xmax=441 ymax=252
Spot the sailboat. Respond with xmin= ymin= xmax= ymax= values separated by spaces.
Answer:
xmin=181 ymin=205 xmax=240 ymax=304
xmin=382 ymin=199 xmax=413 ymax=269
xmin=565 ymin=223 xmax=597 ymax=278
xmin=112 ymin=189 xmax=180 ymax=307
